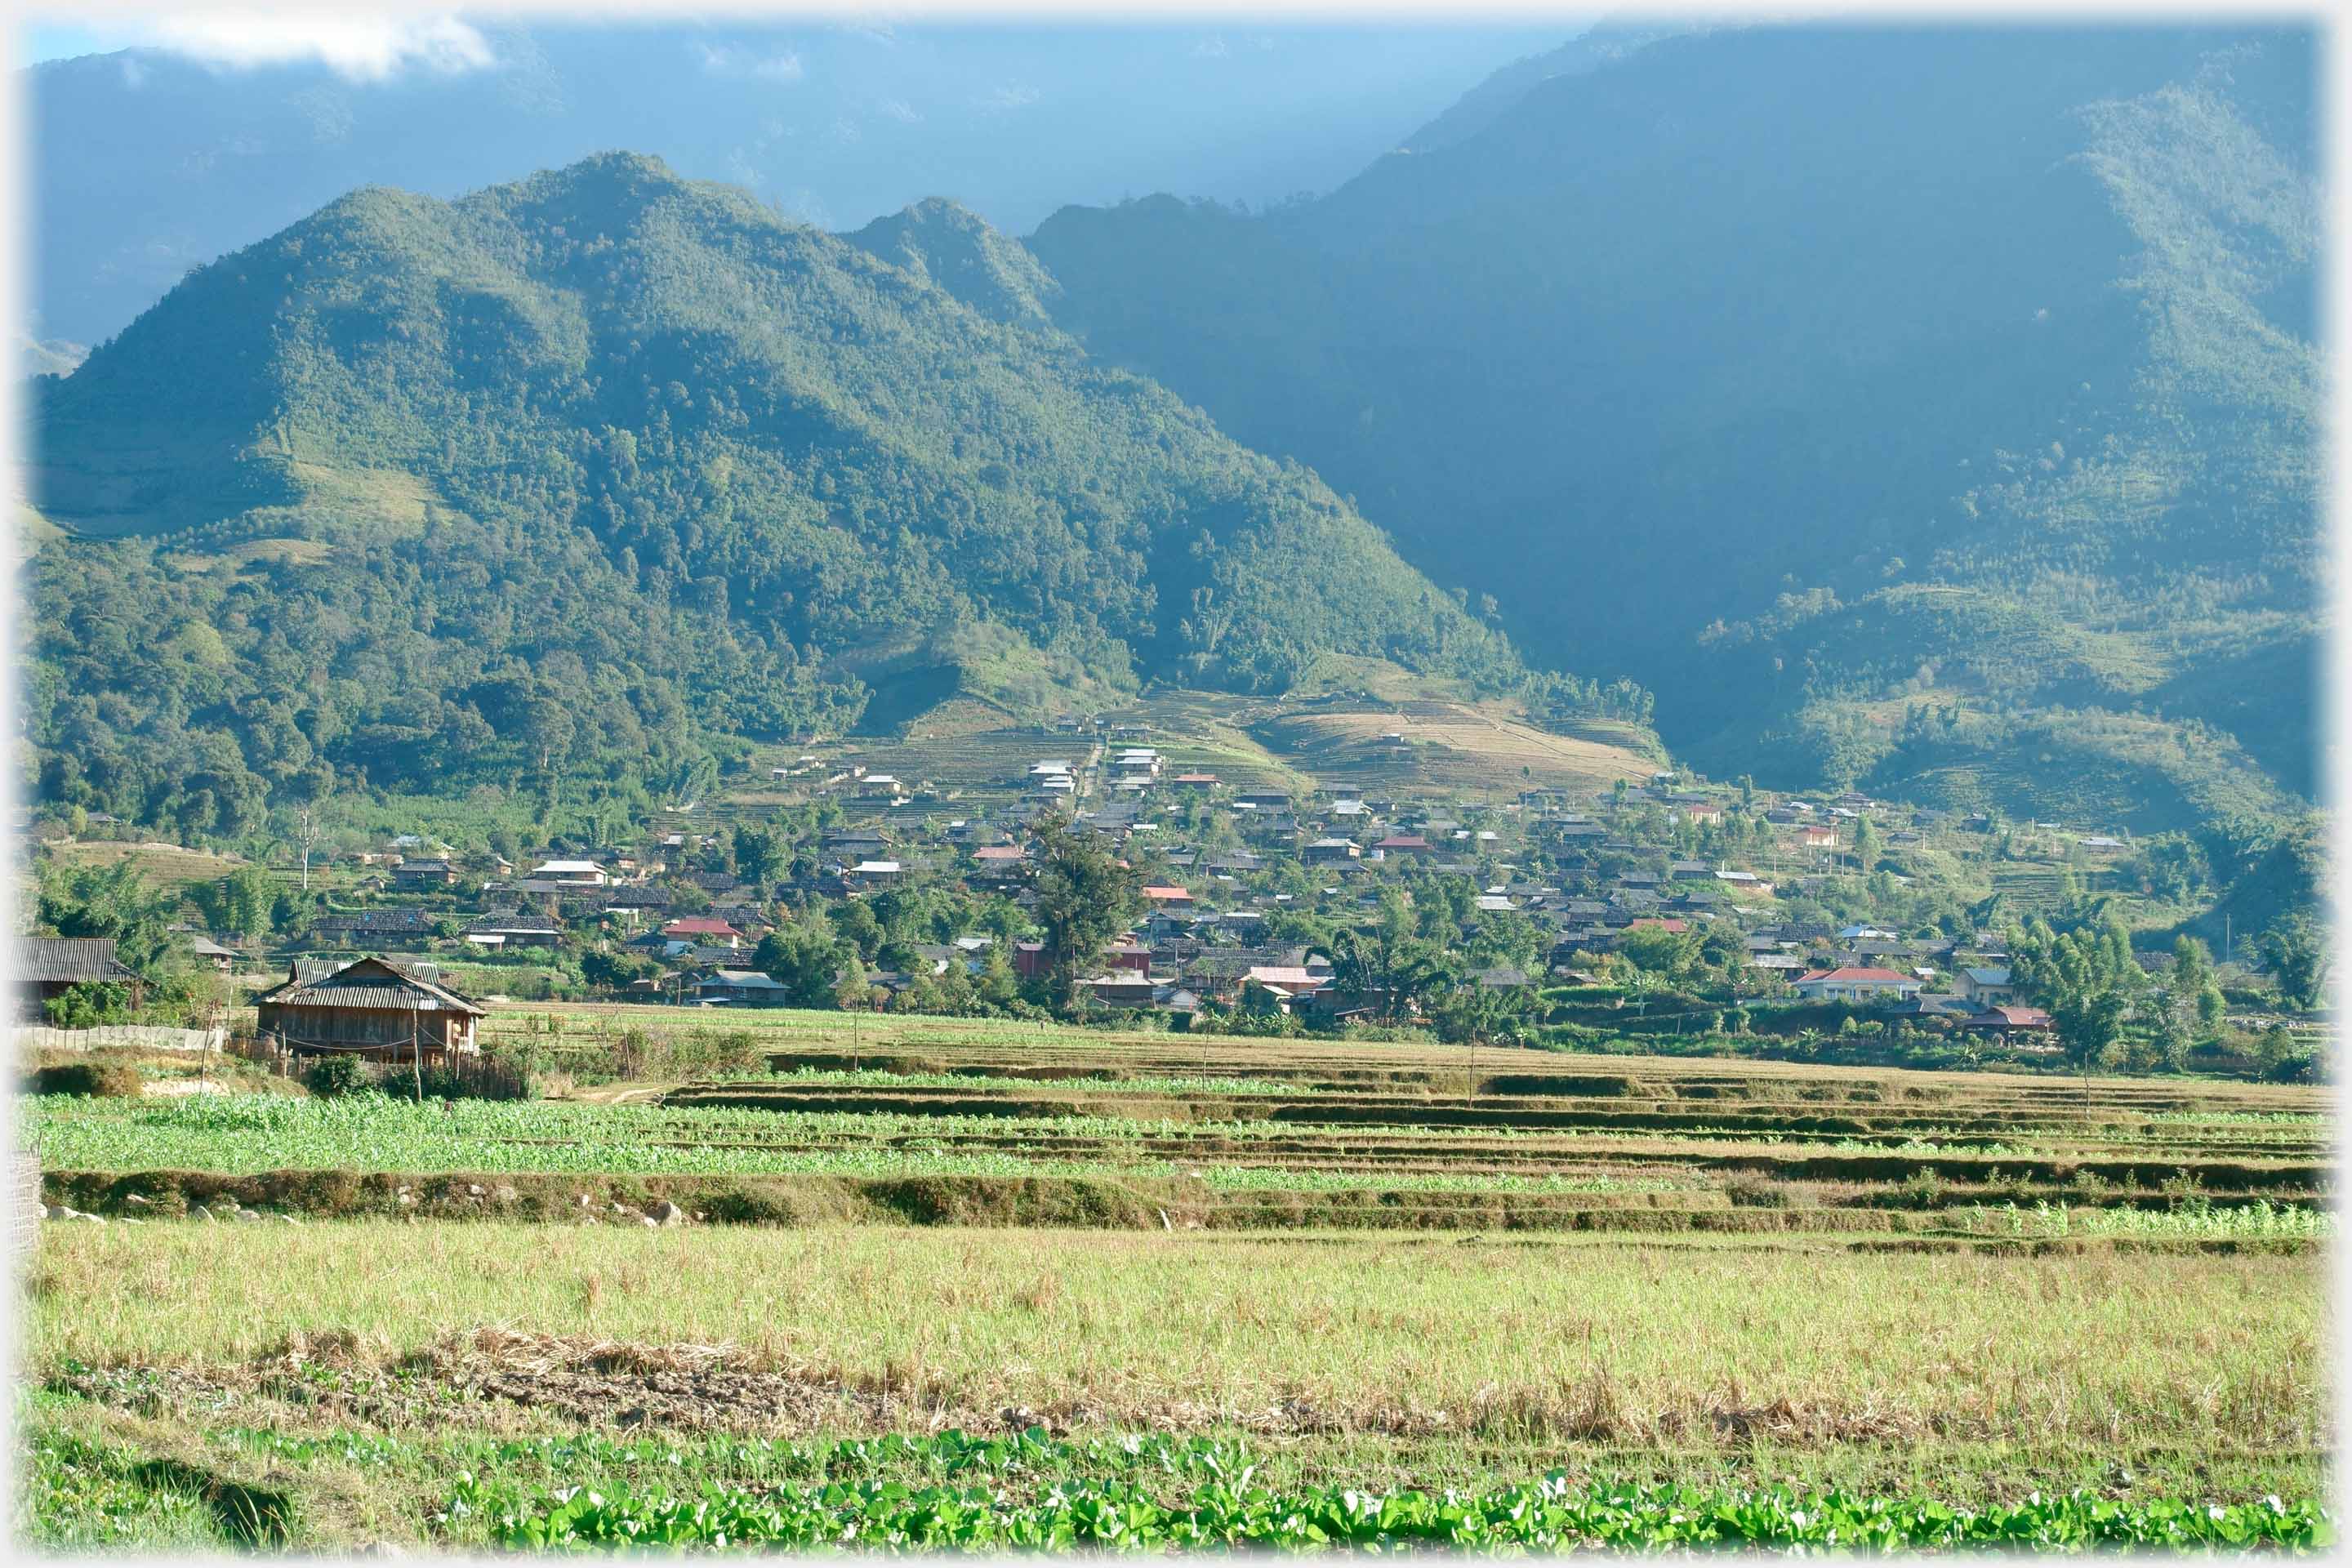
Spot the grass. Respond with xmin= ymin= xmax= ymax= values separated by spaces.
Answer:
xmin=751 ymin=1066 xmax=1320 ymax=1096
xmin=13 ymin=1417 xmax=241 ymax=1551
xmin=25 ymin=1223 xmax=2327 ymax=1456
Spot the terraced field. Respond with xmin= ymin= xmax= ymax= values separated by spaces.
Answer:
xmin=30 ymin=1013 xmax=2332 ymax=1239
xmin=19 ymin=1011 xmax=2334 ymax=1552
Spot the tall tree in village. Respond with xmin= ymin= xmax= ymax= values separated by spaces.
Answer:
xmin=1330 ymin=887 xmax=1455 ymax=1022
xmin=1024 ymin=814 xmax=1144 ymax=1013
xmin=2011 ymin=915 xmax=2146 ymax=1073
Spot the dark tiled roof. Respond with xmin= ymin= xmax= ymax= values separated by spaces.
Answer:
xmin=467 ymin=915 xmax=559 ymax=935
xmin=312 ymin=907 xmax=439 ymax=935
xmin=17 ymin=937 xmax=131 ymax=983
xmin=256 ymin=956 xmax=485 ymax=1015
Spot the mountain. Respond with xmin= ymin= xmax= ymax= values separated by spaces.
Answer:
xmin=1396 ymin=15 xmax=1735 ymax=153
xmin=1027 ymin=23 xmax=2323 ymax=831
xmin=24 ymin=20 xmax=1569 ymax=347
xmin=27 ymin=153 xmax=1530 ymax=840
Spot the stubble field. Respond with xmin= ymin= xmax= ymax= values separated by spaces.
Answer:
xmin=14 ymin=1012 xmax=2336 ymax=1552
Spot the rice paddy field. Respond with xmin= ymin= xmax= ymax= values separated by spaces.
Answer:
xmin=15 ymin=1006 xmax=2338 ymax=1553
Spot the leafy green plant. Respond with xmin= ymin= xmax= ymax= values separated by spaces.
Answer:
xmin=437 ymin=1472 xmax=2332 ymax=1552
xmin=301 ymin=1056 xmax=372 ymax=1100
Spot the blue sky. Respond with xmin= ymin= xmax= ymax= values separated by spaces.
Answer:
xmin=24 ymin=25 xmax=110 ymax=63
xmin=21 ymin=13 xmax=1584 ymax=342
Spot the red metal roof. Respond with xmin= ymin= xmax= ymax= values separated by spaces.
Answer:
xmin=661 ymin=917 xmax=741 ymax=937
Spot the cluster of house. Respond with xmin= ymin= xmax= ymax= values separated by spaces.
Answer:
xmin=52 ymin=740 xmax=2134 ymax=1043
xmin=1787 ymin=955 xmax=2050 ymax=1037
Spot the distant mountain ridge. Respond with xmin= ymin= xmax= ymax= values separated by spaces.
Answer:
xmin=23 ymin=21 xmax=1566 ymax=345
xmin=28 ymin=153 xmax=1532 ymax=834
xmin=1027 ymin=23 xmax=2323 ymax=830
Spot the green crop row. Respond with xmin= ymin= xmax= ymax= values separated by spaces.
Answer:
xmin=22 ymin=1095 xmax=1692 ymax=1196
xmin=229 ymin=1425 xmax=1257 ymax=1483
xmin=1962 ymin=1200 xmax=2336 ymax=1240
xmin=439 ymin=1473 xmax=2331 ymax=1552
xmin=744 ymin=1067 xmax=1317 ymax=1096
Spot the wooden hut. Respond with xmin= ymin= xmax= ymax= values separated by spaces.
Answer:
xmin=253 ymin=956 xmax=486 ymax=1062
xmin=16 ymin=937 xmax=139 ymax=1022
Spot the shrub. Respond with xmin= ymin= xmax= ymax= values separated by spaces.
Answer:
xmin=2265 ymin=1049 xmax=2321 ymax=1085
xmin=1896 ymin=1167 xmax=1947 ymax=1209
xmin=29 ymin=1062 xmax=143 ymax=1098
xmin=42 ymin=982 xmax=134 ymax=1030
xmin=303 ymin=1054 xmax=373 ymax=1098
xmin=1724 ymin=1175 xmax=1793 ymax=1209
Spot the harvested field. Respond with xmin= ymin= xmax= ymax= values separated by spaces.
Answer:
xmin=28 ymin=1225 xmax=2328 ymax=1454
xmin=1248 ymin=699 xmax=1656 ymax=796
xmin=20 ymin=1011 xmax=2334 ymax=1552
xmin=38 ymin=838 xmax=252 ymax=889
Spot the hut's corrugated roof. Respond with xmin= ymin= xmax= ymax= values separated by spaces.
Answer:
xmin=16 ymin=938 xmax=131 ymax=983
xmin=256 ymin=956 xmax=486 ymax=1015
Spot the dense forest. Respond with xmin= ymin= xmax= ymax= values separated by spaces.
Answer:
xmin=1027 ymin=24 xmax=2321 ymax=824
xmin=27 ymin=153 xmax=1554 ymax=838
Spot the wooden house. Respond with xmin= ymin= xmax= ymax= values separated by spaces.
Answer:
xmin=16 ymin=937 xmax=139 ymax=1022
xmin=254 ymin=956 xmax=485 ymax=1061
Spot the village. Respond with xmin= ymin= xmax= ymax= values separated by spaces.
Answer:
xmin=23 ymin=709 xmax=2243 ymax=1078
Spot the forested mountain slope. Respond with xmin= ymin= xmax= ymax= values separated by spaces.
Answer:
xmin=1028 ymin=24 xmax=2323 ymax=825
xmin=27 ymin=153 xmax=1526 ymax=837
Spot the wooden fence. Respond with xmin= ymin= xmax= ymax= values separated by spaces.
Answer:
xmin=13 ymin=1150 xmax=38 ymax=1263
xmin=16 ymin=1024 xmax=225 ymax=1054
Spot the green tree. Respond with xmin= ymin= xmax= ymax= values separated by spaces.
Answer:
xmin=34 ymin=860 xmax=190 ymax=997
xmin=755 ymin=915 xmax=850 ymax=1009
xmin=1432 ymin=982 xmax=1537 ymax=1048
xmin=975 ymin=943 xmax=1023 ymax=1013
xmin=830 ymin=898 xmax=885 ymax=964
xmin=42 ymin=982 xmax=134 ymax=1030
xmin=1330 ymin=889 xmax=1454 ymax=1021
xmin=189 ymin=867 xmax=274 ymax=945
xmin=2261 ymin=917 xmax=2330 ymax=1010
xmin=1849 ymin=816 xmax=1880 ymax=873
xmin=1620 ymin=924 xmax=1699 ymax=986
xmin=581 ymin=948 xmax=654 ymax=992
xmin=1025 ymin=816 xmax=1144 ymax=1013
xmin=733 ymin=827 xmax=780 ymax=890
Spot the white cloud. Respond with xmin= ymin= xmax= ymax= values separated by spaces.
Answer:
xmin=875 ymin=96 xmax=920 ymax=125
xmin=976 ymin=82 xmax=1039 ymax=111
xmin=693 ymin=42 xmax=804 ymax=84
xmin=1191 ymin=36 xmax=1228 ymax=60
xmin=145 ymin=11 xmax=496 ymax=81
